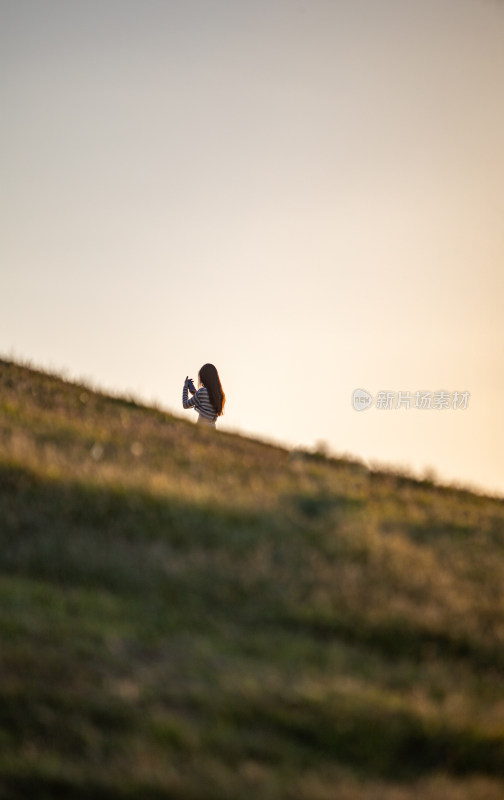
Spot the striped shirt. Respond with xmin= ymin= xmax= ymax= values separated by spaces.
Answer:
xmin=182 ymin=384 xmax=218 ymax=425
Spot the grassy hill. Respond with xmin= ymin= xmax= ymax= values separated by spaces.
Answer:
xmin=1 ymin=358 xmax=504 ymax=800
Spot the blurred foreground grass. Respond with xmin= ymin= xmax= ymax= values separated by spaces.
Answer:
xmin=1 ymin=358 xmax=504 ymax=799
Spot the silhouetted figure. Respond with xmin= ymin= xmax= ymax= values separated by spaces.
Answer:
xmin=182 ymin=363 xmax=226 ymax=428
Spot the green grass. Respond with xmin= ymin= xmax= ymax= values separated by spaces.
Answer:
xmin=1 ymin=357 xmax=504 ymax=799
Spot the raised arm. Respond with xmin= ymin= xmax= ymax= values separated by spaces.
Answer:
xmin=182 ymin=377 xmax=198 ymax=410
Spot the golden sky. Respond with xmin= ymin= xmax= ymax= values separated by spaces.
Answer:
xmin=2 ymin=0 xmax=504 ymax=494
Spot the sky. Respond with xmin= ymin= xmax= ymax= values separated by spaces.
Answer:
xmin=2 ymin=0 xmax=504 ymax=496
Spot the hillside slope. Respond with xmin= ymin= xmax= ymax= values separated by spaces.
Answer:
xmin=1 ymin=358 xmax=504 ymax=800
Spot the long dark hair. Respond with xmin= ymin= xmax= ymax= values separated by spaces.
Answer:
xmin=199 ymin=363 xmax=226 ymax=416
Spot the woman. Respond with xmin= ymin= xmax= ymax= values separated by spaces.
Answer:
xmin=182 ymin=363 xmax=226 ymax=427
